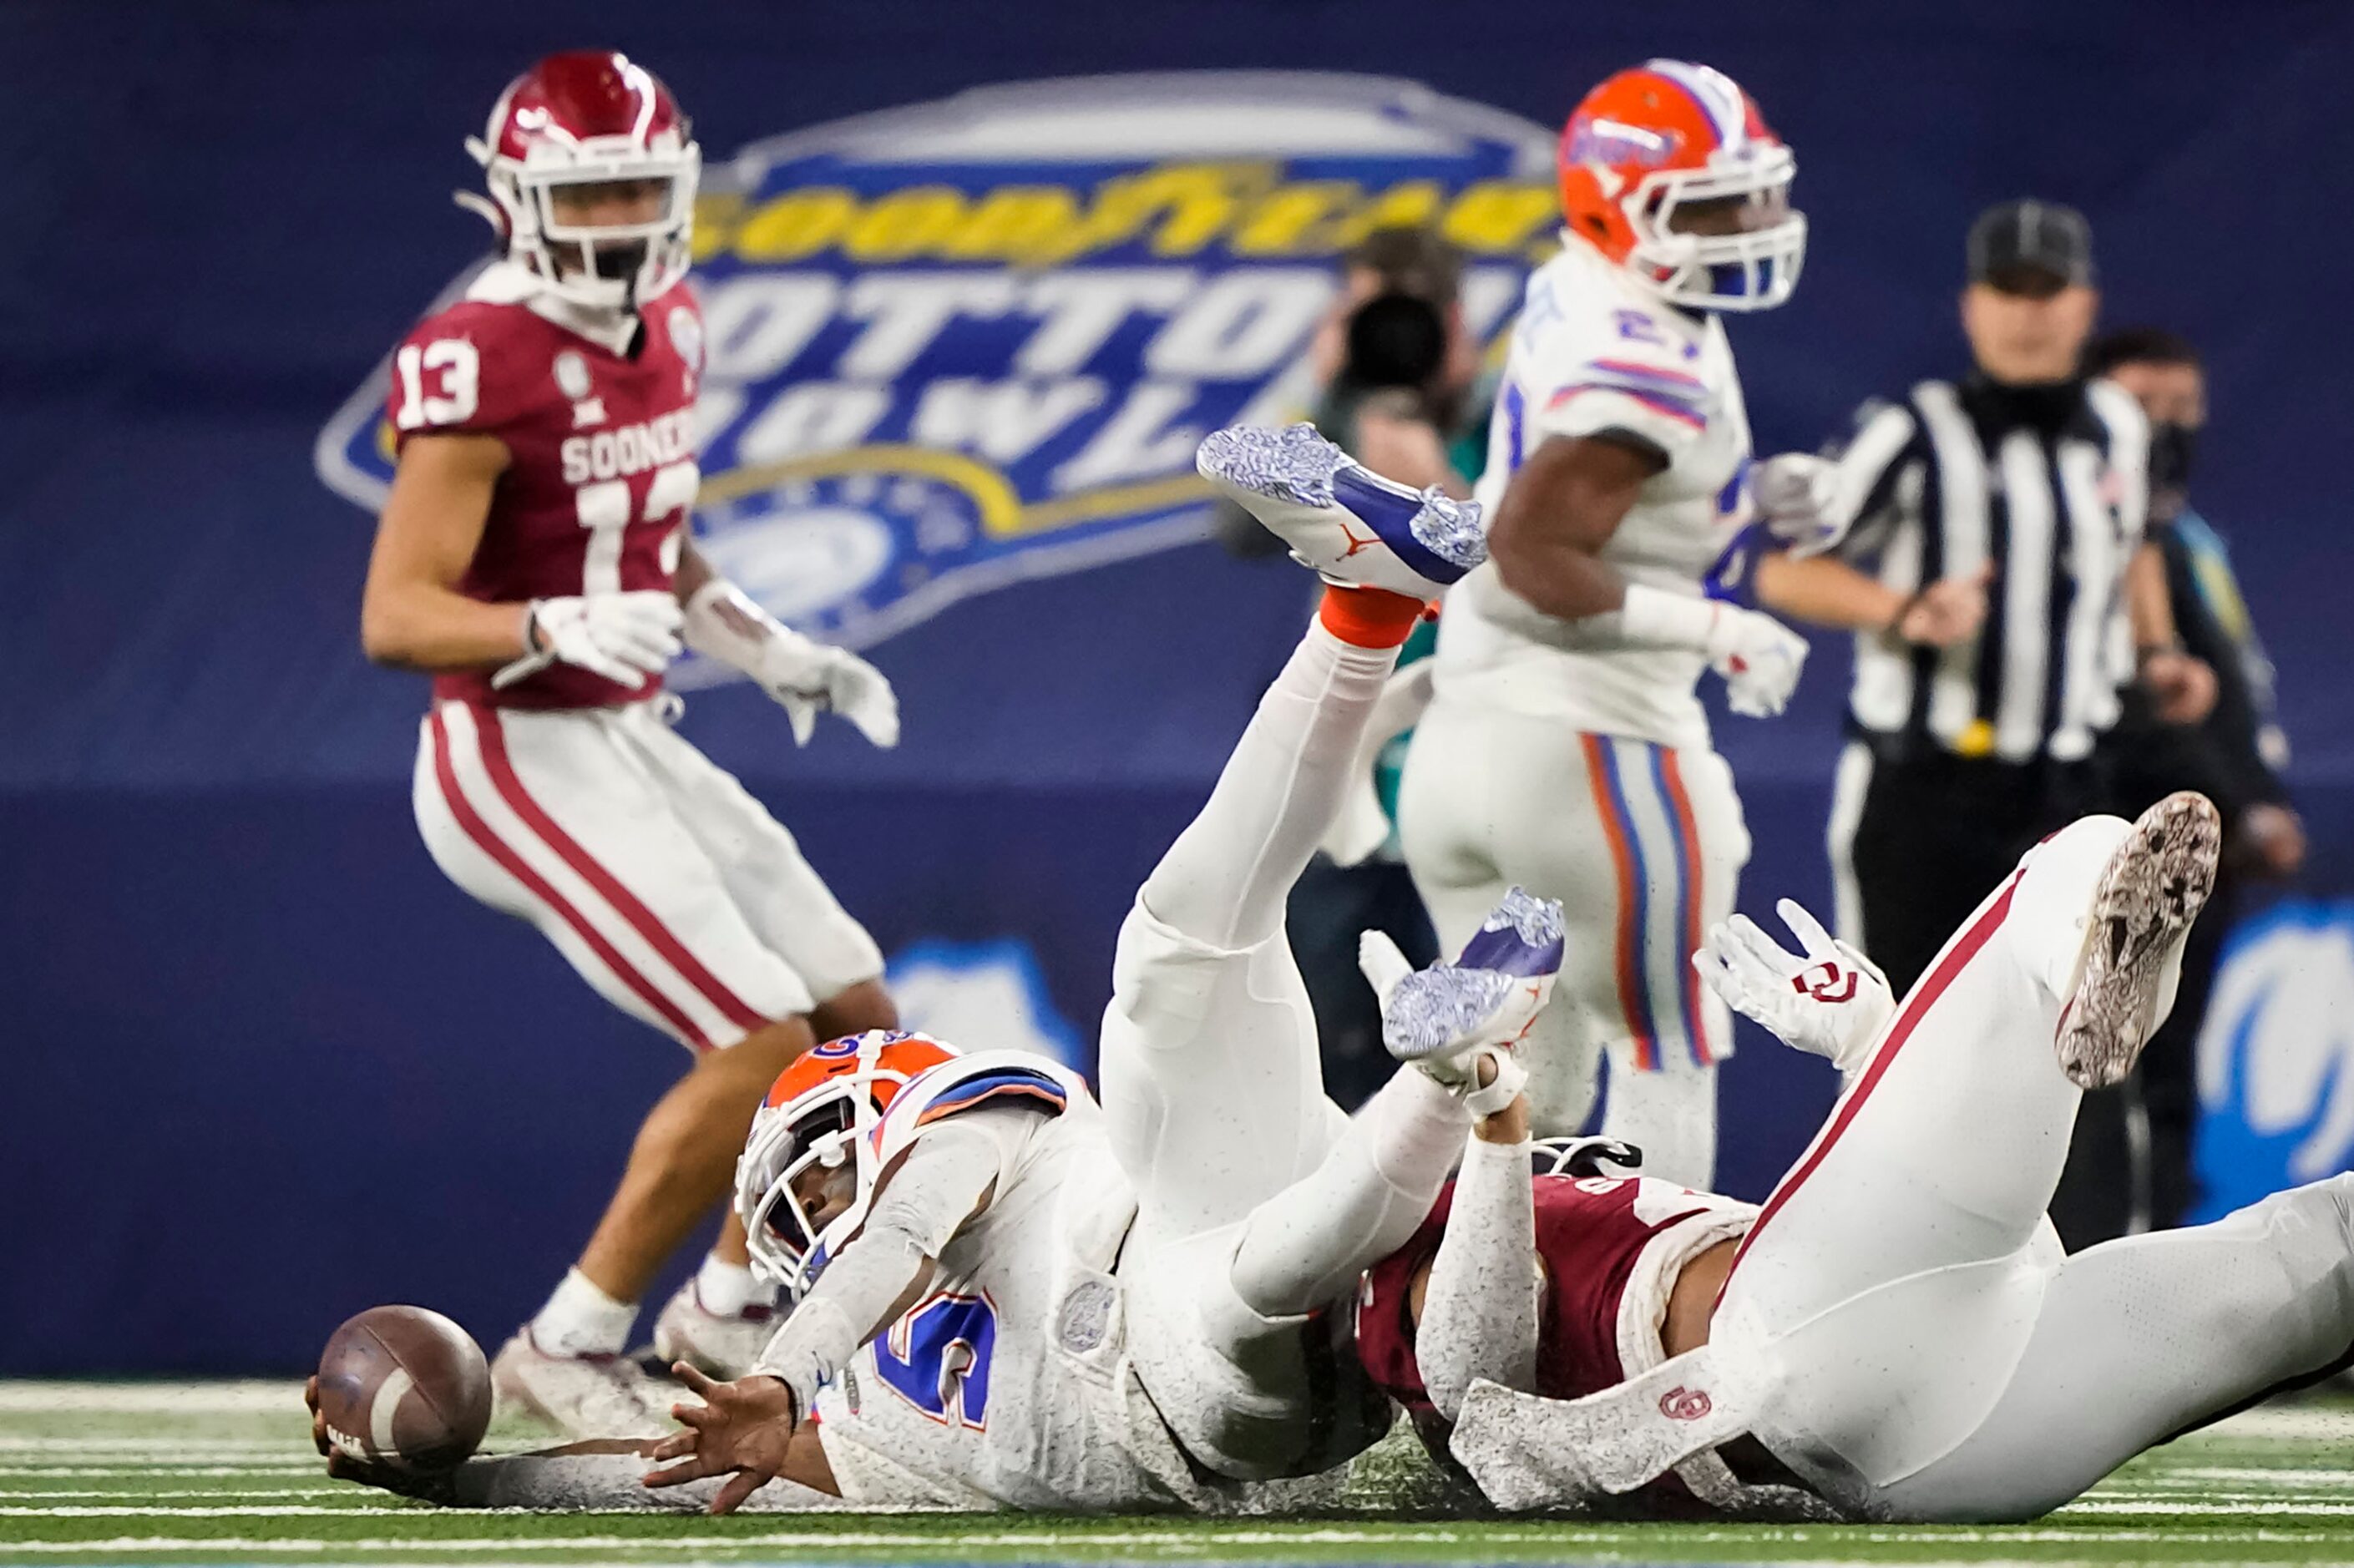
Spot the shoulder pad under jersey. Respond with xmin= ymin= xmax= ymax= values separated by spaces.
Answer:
xmin=868 ymin=1050 xmax=1091 ymax=1169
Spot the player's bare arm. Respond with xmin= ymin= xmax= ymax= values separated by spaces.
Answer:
xmin=359 ymin=432 xmax=524 ymax=670
xmin=1756 ymin=553 xmax=1991 ymax=648
xmin=2125 ymin=540 xmax=2218 ymax=723
xmin=1485 ymin=432 xmax=1662 ymax=620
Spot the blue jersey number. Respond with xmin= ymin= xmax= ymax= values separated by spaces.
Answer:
xmin=873 ymin=1290 xmax=996 ymax=1429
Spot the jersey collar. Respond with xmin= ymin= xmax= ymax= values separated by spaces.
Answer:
xmin=466 ymin=260 xmax=643 ymax=357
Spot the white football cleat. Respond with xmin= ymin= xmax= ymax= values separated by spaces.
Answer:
xmin=650 ymin=1278 xmax=779 ymax=1381
xmin=2055 ymin=791 xmax=2220 ymax=1090
xmin=489 ymin=1329 xmax=671 ymax=1439
xmin=1197 ymin=422 xmax=1486 ymax=599
xmin=1364 ymin=888 xmax=1566 ymax=1115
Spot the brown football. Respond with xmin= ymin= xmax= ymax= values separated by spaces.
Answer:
xmin=314 ymin=1305 xmax=491 ymax=1471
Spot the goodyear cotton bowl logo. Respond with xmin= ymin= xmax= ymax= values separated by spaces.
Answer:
xmin=318 ymin=74 xmax=1553 ymax=660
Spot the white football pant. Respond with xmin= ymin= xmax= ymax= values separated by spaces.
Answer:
xmin=1399 ymin=701 xmax=1746 ymax=1185
xmin=1719 ymin=816 xmax=2354 ymax=1521
xmin=1098 ymin=618 xmax=1474 ymax=1483
xmin=413 ymin=700 xmax=882 ymax=1050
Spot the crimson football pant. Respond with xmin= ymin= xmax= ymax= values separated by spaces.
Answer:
xmin=1719 ymin=815 xmax=2354 ymax=1522
xmin=1099 ymin=617 xmax=1472 ymax=1481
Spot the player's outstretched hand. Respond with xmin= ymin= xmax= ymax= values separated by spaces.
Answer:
xmin=1703 ymin=604 xmax=1810 ymax=718
xmin=762 ymin=642 xmax=901 ymax=749
xmin=1693 ymin=898 xmax=1892 ymax=1075
xmin=304 ymin=1375 xmax=458 ymax=1503
xmin=644 ymin=1363 xmax=799 ymax=1515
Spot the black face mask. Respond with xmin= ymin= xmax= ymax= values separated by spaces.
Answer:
xmin=2148 ymin=421 xmax=2200 ymax=498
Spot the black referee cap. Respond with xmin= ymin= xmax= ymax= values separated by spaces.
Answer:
xmin=1967 ymin=199 xmax=2095 ymax=295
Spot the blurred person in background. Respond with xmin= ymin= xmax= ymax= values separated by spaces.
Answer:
xmin=359 ymin=52 xmax=900 ymax=1434
xmin=1398 ymin=61 xmax=1827 ymax=1187
xmin=1759 ymin=200 xmax=2217 ymax=1001
xmin=2043 ymin=327 xmax=2304 ymax=1245
xmin=1211 ymin=224 xmax=1491 ymax=1108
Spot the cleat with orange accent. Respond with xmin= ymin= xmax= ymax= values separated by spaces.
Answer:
xmin=1197 ymin=422 xmax=1486 ymax=598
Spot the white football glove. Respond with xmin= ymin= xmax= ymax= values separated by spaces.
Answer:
xmin=1703 ymin=605 xmax=1810 ymax=719
xmin=494 ymin=592 xmax=683 ymax=690
xmin=1753 ymin=452 xmax=1848 ymax=559
xmin=759 ymin=639 xmax=900 ymax=750
xmin=1692 ymin=898 xmax=1893 ymax=1076
xmin=681 ymin=579 xmax=899 ymax=749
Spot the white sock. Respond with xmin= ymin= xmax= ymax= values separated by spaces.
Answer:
xmin=529 ymin=1268 xmax=636 ymax=1358
xmin=694 ymin=1252 xmax=775 ymax=1317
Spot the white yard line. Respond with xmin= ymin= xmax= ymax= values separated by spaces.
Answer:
xmin=0 ymin=1439 xmax=301 ymax=1454
xmin=2062 ymin=1498 xmax=2354 ymax=1516
xmin=0 ymin=1505 xmax=399 ymax=1517
xmin=0 ymin=1489 xmax=343 ymax=1500
xmin=0 ymin=1459 xmax=325 ymax=1469
xmin=2168 ymin=1464 xmax=2354 ymax=1485
xmin=0 ymin=1384 xmax=303 ymax=1415
xmin=1 ymin=1525 xmax=2350 ymax=1553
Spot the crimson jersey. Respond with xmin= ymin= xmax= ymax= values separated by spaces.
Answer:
xmin=386 ymin=263 xmax=706 ymax=710
xmin=1355 ymin=1173 xmax=1754 ymax=1423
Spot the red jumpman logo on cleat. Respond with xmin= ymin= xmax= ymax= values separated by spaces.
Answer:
xmin=1337 ymin=520 xmax=1379 ymax=558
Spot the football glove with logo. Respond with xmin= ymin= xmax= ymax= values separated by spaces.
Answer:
xmin=1692 ymin=898 xmax=1893 ymax=1075
xmin=494 ymin=591 xmax=683 ymax=690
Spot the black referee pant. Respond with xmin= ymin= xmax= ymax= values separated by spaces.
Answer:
xmin=1843 ymin=743 xmax=2109 ymax=996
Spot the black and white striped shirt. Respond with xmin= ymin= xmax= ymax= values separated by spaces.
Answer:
xmin=1827 ymin=375 xmax=2149 ymax=763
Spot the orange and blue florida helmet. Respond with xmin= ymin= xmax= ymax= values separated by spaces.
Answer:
xmin=733 ymin=1029 xmax=960 ymax=1294
xmin=1557 ymin=58 xmax=1806 ymax=311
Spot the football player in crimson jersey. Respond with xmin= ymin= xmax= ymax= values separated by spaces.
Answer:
xmin=358 ymin=50 xmax=902 ymax=1438
xmin=1363 ymin=790 xmax=2354 ymax=1523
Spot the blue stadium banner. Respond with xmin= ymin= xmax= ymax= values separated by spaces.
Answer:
xmin=316 ymin=73 xmax=1554 ymax=671
xmin=2194 ymin=899 xmax=2354 ymax=1220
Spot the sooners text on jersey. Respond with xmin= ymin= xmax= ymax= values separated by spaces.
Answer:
xmin=386 ymin=263 xmax=706 ymax=710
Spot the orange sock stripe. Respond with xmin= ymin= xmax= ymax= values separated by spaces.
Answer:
xmin=1660 ymin=747 xmax=1714 ymax=1066
xmin=1317 ymin=585 xmax=1427 ymax=649
xmin=1581 ymin=732 xmax=1653 ymax=1065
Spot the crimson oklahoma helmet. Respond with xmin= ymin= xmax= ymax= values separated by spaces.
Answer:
xmin=460 ymin=50 xmax=701 ymax=311
xmin=1556 ymin=59 xmax=1805 ymax=311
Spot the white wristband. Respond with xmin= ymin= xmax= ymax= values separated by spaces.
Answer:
xmin=1617 ymin=584 xmax=1723 ymax=655
xmin=681 ymin=579 xmax=797 ymax=679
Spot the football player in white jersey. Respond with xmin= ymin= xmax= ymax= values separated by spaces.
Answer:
xmin=1393 ymin=787 xmax=2354 ymax=1523
xmin=1396 ymin=59 xmax=1837 ymax=1183
xmin=312 ymin=427 xmax=1570 ymax=1515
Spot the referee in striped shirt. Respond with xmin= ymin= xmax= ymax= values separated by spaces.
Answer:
xmin=1759 ymin=200 xmax=2217 ymax=991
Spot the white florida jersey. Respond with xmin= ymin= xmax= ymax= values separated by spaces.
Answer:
xmin=806 ymin=1054 xmax=1220 ymax=1513
xmin=1438 ymin=237 xmax=1757 ymax=751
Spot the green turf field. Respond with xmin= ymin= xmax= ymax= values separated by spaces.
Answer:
xmin=4 ymin=1382 xmax=2353 ymax=1565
